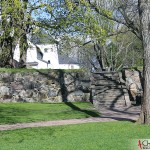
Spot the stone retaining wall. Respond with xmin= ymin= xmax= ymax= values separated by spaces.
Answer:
xmin=0 ymin=70 xmax=91 ymax=103
xmin=123 ymin=69 xmax=143 ymax=103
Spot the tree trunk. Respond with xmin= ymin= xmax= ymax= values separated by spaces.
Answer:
xmin=0 ymin=38 xmax=12 ymax=67
xmin=19 ymin=34 xmax=28 ymax=68
xmin=137 ymin=0 xmax=150 ymax=124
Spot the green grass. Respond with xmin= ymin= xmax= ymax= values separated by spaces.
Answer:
xmin=0 ymin=122 xmax=150 ymax=150
xmin=0 ymin=102 xmax=100 ymax=124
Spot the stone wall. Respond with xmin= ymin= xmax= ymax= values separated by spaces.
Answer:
xmin=0 ymin=70 xmax=91 ymax=103
xmin=123 ymin=69 xmax=143 ymax=103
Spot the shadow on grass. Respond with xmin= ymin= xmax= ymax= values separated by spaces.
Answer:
xmin=0 ymin=102 xmax=100 ymax=125
xmin=64 ymin=102 xmax=100 ymax=117
xmin=100 ymin=116 xmax=136 ymax=122
xmin=37 ymin=70 xmax=98 ymax=118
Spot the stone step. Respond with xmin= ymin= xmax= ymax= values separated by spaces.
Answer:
xmin=93 ymin=85 xmax=123 ymax=89
xmin=93 ymin=78 xmax=119 ymax=81
xmin=94 ymin=85 xmax=122 ymax=90
xmin=95 ymin=99 xmax=126 ymax=102
xmin=95 ymin=90 xmax=124 ymax=95
xmin=91 ymin=72 xmax=127 ymax=108
xmin=93 ymin=80 xmax=120 ymax=85
xmin=92 ymin=76 xmax=119 ymax=81
xmin=92 ymin=74 xmax=119 ymax=78
xmin=94 ymin=86 xmax=123 ymax=91
xmin=96 ymin=101 xmax=126 ymax=108
xmin=95 ymin=87 xmax=123 ymax=93
xmin=93 ymin=95 xmax=125 ymax=100
xmin=98 ymin=100 xmax=125 ymax=104
xmin=95 ymin=88 xmax=124 ymax=93
xmin=93 ymin=72 xmax=119 ymax=76
xmin=92 ymin=71 xmax=119 ymax=77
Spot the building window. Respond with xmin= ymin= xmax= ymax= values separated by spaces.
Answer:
xmin=44 ymin=48 xmax=48 ymax=53
xmin=37 ymin=52 xmax=43 ymax=60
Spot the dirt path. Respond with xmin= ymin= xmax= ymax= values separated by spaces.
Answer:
xmin=0 ymin=105 xmax=140 ymax=131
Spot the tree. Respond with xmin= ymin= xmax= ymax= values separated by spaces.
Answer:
xmin=0 ymin=0 xmax=29 ymax=67
xmin=83 ymin=0 xmax=149 ymax=124
xmin=107 ymin=30 xmax=143 ymax=70
xmin=29 ymin=1 xmax=105 ymax=71
xmin=56 ymin=1 xmax=142 ymax=72
xmin=0 ymin=0 xmax=49 ymax=67
xmin=61 ymin=0 xmax=150 ymax=124
xmin=23 ymin=0 xmax=150 ymax=124
xmin=1 ymin=0 xmax=149 ymax=124
xmin=138 ymin=0 xmax=150 ymax=124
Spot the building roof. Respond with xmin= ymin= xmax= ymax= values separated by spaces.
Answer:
xmin=58 ymin=55 xmax=79 ymax=64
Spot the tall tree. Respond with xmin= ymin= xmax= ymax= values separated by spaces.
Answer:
xmin=84 ymin=0 xmax=150 ymax=124
xmin=61 ymin=0 xmax=150 ymax=124
xmin=0 ymin=0 xmax=48 ymax=67
xmin=138 ymin=0 xmax=150 ymax=124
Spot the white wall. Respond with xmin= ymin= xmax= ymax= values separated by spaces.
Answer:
xmin=14 ymin=40 xmax=37 ymax=63
xmin=13 ymin=44 xmax=20 ymax=62
xmin=26 ymin=48 xmax=37 ymax=63
xmin=37 ymin=44 xmax=59 ymax=69
xmin=13 ymin=41 xmax=80 ymax=69
xmin=31 ymin=60 xmax=50 ymax=69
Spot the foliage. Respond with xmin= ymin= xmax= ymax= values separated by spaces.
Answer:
xmin=0 ymin=0 xmax=30 ymax=67
xmin=31 ymin=29 xmax=59 ymax=44
xmin=0 ymin=0 xmax=57 ymax=67
xmin=105 ymin=31 xmax=143 ymax=70
xmin=32 ymin=0 xmax=114 ymax=71
xmin=1 ymin=0 xmax=114 ymax=70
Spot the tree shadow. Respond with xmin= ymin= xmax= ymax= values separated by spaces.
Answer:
xmin=110 ymin=92 xmax=124 ymax=108
xmin=57 ymin=69 xmax=68 ymax=102
xmin=100 ymin=116 xmax=136 ymax=122
xmin=37 ymin=69 xmax=98 ymax=118
xmin=64 ymin=102 xmax=100 ymax=117
xmin=99 ymin=105 xmax=140 ymax=123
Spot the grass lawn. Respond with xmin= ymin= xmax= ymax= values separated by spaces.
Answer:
xmin=0 ymin=121 xmax=150 ymax=150
xmin=0 ymin=102 xmax=100 ymax=124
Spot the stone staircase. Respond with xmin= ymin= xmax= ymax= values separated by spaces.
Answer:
xmin=91 ymin=72 xmax=130 ymax=108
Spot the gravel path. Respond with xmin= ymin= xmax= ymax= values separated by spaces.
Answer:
xmin=0 ymin=105 xmax=140 ymax=131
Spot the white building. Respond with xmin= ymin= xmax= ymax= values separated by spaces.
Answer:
xmin=13 ymin=41 xmax=80 ymax=69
